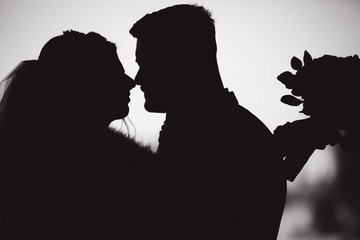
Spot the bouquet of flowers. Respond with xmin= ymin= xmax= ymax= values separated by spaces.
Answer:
xmin=276 ymin=51 xmax=360 ymax=180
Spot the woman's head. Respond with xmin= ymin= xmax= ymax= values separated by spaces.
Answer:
xmin=0 ymin=30 xmax=134 ymax=137
xmin=38 ymin=30 xmax=135 ymax=127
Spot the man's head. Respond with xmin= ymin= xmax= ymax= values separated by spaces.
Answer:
xmin=130 ymin=4 xmax=222 ymax=113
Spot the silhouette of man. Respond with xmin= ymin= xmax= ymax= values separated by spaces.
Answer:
xmin=130 ymin=4 xmax=286 ymax=239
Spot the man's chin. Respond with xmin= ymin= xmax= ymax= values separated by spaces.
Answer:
xmin=144 ymin=102 xmax=166 ymax=113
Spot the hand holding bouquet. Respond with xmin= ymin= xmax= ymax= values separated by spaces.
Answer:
xmin=276 ymin=51 xmax=360 ymax=181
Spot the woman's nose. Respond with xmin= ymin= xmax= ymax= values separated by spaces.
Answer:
xmin=125 ymin=74 xmax=136 ymax=89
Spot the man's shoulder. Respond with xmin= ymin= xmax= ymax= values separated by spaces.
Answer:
xmin=225 ymin=103 xmax=272 ymax=137
xmin=217 ymin=89 xmax=271 ymax=136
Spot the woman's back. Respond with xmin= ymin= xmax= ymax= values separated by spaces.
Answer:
xmin=5 ymin=129 xmax=153 ymax=239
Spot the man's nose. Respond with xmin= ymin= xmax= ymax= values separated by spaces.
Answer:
xmin=134 ymin=69 xmax=143 ymax=86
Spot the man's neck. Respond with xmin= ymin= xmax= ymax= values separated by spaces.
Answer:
xmin=165 ymin=87 xmax=229 ymax=125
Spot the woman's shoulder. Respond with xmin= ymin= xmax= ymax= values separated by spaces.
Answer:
xmin=104 ymin=129 xmax=156 ymax=164
xmin=107 ymin=129 xmax=154 ymax=153
xmin=48 ymin=128 xmax=156 ymax=168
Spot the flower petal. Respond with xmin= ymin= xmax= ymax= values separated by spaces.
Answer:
xmin=281 ymin=95 xmax=303 ymax=106
xmin=291 ymin=56 xmax=303 ymax=70
xmin=277 ymin=71 xmax=295 ymax=89
xmin=303 ymin=50 xmax=313 ymax=65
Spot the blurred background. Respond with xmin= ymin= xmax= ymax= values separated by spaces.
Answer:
xmin=1 ymin=0 xmax=360 ymax=239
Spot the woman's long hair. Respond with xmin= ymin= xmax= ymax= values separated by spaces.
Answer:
xmin=0 ymin=61 xmax=46 ymax=148
xmin=0 ymin=61 xmax=44 ymax=236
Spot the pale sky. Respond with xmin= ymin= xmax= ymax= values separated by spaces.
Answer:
xmin=1 ymin=0 xmax=360 ymax=238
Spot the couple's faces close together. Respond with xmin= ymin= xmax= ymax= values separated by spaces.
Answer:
xmin=106 ymin=38 xmax=172 ymax=122
xmin=101 ymin=37 xmax=181 ymax=124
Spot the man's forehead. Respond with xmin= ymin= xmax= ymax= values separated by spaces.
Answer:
xmin=136 ymin=38 xmax=168 ymax=58
xmin=137 ymin=38 xmax=161 ymax=50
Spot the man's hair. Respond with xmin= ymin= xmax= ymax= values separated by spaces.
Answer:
xmin=130 ymin=4 xmax=217 ymax=56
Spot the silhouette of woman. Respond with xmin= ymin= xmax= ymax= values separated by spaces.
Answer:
xmin=0 ymin=30 xmax=154 ymax=239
